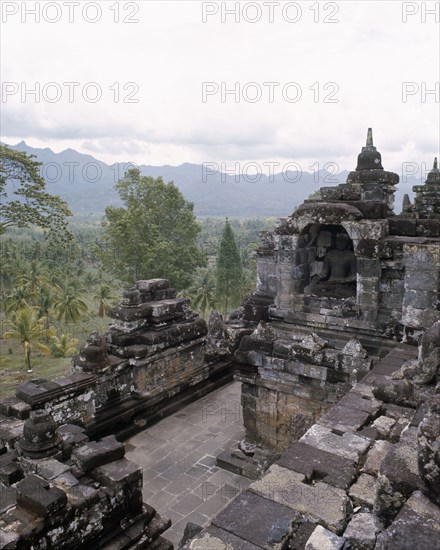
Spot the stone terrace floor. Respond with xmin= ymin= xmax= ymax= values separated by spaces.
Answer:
xmin=125 ymin=381 xmax=251 ymax=546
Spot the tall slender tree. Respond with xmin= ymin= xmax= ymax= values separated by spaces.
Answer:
xmin=216 ymin=219 xmax=243 ymax=315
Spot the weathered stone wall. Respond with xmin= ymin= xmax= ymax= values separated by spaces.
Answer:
xmin=0 ymin=413 xmax=172 ymax=549
xmin=188 ymin=333 xmax=440 ymax=550
xmin=0 ymin=279 xmax=232 ymax=442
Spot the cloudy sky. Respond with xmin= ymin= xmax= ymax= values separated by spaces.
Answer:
xmin=1 ymin=0 xmax=439 ymax=178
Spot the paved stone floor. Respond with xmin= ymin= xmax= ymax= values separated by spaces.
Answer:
xmin=125 ymin=381 xmax=251 ymax=546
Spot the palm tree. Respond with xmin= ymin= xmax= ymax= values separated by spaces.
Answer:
xmin=55 ymin=287 xmax=88 ymax=324
xmin=3 ymin=307 xmax=55 ymax=371
xmin=94 ymin=284 xmax=116 ymax=318
xmin=17 ymin=259 xmax=48 ymax=292
xmin=36 ymin=285 xmax=57 ymax=331
xmin=3 ymin=285 xmax=34 ymax=313
xmin=50 ymin=334 xmax=80 ymax=358
xmin=82 ymin=271 xmax=99 ymax=290
xmin=188 ymin=268 xmax=216 ymax=319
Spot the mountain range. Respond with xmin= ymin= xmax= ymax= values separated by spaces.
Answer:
xmin=6 ymin=141 xmax=417 ymax=217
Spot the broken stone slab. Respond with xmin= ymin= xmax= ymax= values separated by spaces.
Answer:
xmin=57 ymin=424 xmax=89 ymax=454
xmin=305 ymin=525 xmax=346 ymax=550
xmin=212 ymin=490 xmax=297 ymax=549
xmin=0 ymin=483 xmax=17 ymax=514
xmin=418 ymin=390 xmax=440 ymax=506
xmin=0 ymin=529 xmax=19 ymax=550
xmin=15 ymin=474 xmax=67 ymax=517
xmin=375 ymin=426 xmax=419 ymax=526
xmin=65 ymin=483 xmax=99 ymax=509
xmin=92 ymin=458 xmax=143 ymax=514
xmin=317 ymin=404 xmax=371 ymax=433
xmin=343 ymin=512 xmax=380 ymax=550
xmin=150 ymin=298 xmax=190 ymax=320
xmin=52 ymin=471 xmax=79 ymax=490
xmin=277 ymin=441 xmax=357 ymax=489
xmin=189 ymin=525 xmax=262 ymax=549
xmin=0 ymin=396 xmax=31 ymax=420
xmin=71 ymin=435 xmax=125 ymax=473
xmin=362 ymin=440 xmax=393 ymax=476
xmin=249 ymin=464 xmax=352 ymax=534
xmin=349 ymin=473 xmax=376 ymax=509
xmin=371 ymin=416 xmax=397 ymax=438
xmin=36 ymin=458 xmax=71 ymax=481
xmin=337 ymin=391 xmax=382 ymax=416
xmin=136 ymin=279 xmax=170 ymax=294
xmin=300 ymin=424 xmax=371 ymax=463
xmin=375 ymin=490 xmax=440 ymax=550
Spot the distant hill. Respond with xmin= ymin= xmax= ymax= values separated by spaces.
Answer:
xmin=6 ymin=141 xmax=417 ymax=217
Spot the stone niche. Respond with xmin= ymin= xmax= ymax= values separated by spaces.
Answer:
xmin=232 ymin=129 xmax=440 ymax=465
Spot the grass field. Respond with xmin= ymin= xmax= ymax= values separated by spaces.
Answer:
xmin=0 ymin=339 xmax=71 ymax=399
xmin=0 ymin=310 xmax=114 ymax=400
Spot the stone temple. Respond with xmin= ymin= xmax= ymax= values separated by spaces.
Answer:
xmin=0 ymin=130 xmax=439 ymax=549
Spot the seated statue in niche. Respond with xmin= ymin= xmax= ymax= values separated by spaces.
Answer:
xmin=306 ymin=234 xmax=357 ymax=298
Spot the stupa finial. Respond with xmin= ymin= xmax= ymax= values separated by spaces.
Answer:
xmin=356 ymin=128 xmax=383 ymax=171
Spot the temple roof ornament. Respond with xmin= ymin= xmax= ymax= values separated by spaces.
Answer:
xmin=426 ymin=157 xmax=440 ymax=185
xmin=356 ymin=128 xmax=384 ymax=171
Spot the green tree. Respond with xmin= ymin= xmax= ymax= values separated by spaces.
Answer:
xmin=216 ymin=219 xmax=243 ymax=315
xmin=101 ymin=169 xmax=205 ymax=288
xmin=3 ymin=307 xmax=55 ymax=371
xmin=0 ymin=145 xmax=72 ymax=243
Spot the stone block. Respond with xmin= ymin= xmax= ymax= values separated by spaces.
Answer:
xmin=36 ymin=459 xmax=71 ymax=481
xmin=15 ymin=474 xmax=67 ymax=517
xmin=149 ymin=298 xmax=189 ymax=321
xmin=212 ymin=490 xmax=297 ymax=549
xmin=362 ymin=440 xmax=393 ymax=476
xmin=0 ymin=529 xmax=19 ymax=550
xmin=249 ymin=464 xmax=352 ymax=534
xmin=343 ymin=512 xmax=380 ymax=550
xmin=337 ymin=392 xmax=381 ymax=416
xmin=300 ymin=424 xmax=371 ymax=463
xmin=0 ymin=483 xmax=17 ymax=514
xmin=388 ymin=218 xmax=417 ymax=236
xmin=136 ymin=279 xmax=170 ymax=293
xmin=349 ymin=473 xmax=376 ymax=508
xmin=0 ymin=397 xmax=31 ymax=420
xmin=305 ymin=525 xmax=346 ymax=550
xmin=375 ymin=491 xmax=440 ymax=550
xmin=416 ymin=219 xmax=440 ymax=237
xmin=318 ymin=404 xmax=371 ymax=433
xmin=402 ymin=305 xmax=440 ymax=329
xmin=371 ymin=416 xmax=396 ymax=438
xmin=277 ymin=441 xmax=357 ymax=489
xmin=190 ymin=525 xmax=261 ymax=549
xmin=71 ymin=435 xmax=125 ymax=473
xmin=92 ymin=458 xmax=143 ymax=513
xmin=67 ymin=484 xmax=100 ymax=511
xmin=404 ymin=269 xmax=439 ymax=291
xmin=375 ymin=426 xmax=419 ymax=526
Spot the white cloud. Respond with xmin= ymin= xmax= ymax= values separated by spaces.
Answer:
xmin=1 ymin=0 xmax=439 ymax=171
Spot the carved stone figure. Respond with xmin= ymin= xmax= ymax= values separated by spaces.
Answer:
xmin=307 ymin=234 xmax=357 ymax=298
